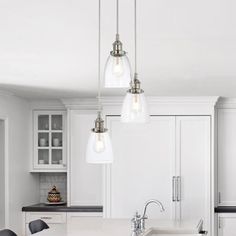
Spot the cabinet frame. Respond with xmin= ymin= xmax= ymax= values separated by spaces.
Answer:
xmin=32 ymin=110 xmax=67 ymax=172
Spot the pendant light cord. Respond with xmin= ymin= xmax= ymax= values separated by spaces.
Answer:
xmin=134 ymin=0 xmax=137 ymax=75
xmin=116 ymin=0 xmax=119 ymax=35
xmin=98 ymin=0 xmax=102 ymax=112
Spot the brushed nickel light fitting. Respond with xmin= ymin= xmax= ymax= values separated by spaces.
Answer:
xmin=92 ymin=112 xmax=107 ymax=133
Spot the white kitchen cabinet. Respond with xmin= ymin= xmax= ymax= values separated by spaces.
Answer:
xmin=32 ymin=111 xmax=67 ymax=172
xmin=69 ymin=111 xmax=103 ymax=206
xmin=105 ymin=116 xmax=176 ymax=219
xmin=104 ymin=116 xmax=211 ymax=231
xmin=23 ymin=212 xmax=102 ymax=235
xmin=24 ymin=212 xmax=67 ymax=235
xmin=218 ymin=109 xmax=236 ymax=206
xmin=218 ymin=213 xmax=236 ymax=236
xmin=175 ymin=116 xmax=211 ymax=229
xmin=67 ymin=212 xmax=103 ymax=223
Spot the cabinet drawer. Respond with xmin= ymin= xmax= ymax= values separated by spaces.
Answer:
xmin=67 ymin=212 xmax=102 ymax=223
xmin=26 ymin=212 xmax=66 ymax=224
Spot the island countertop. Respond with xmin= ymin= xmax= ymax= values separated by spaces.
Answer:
xmin=33 ymin=218 xmax=204 ymax=236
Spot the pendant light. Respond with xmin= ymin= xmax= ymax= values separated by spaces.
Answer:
xmin=104 ymin=0 xmax=132 ymax=88
xmin=121 ymin=0 xmax=149 ymax=123
xmin=86 ymin=0 xmax=113 ymax=164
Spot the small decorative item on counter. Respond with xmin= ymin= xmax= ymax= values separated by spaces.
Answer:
xmin=47 ymin=186 xmax=62 ymax=202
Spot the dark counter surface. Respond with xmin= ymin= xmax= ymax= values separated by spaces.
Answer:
xmin=215 ymin=206 xmax=236 ymax=213
xmin=22 ymin=203 xmax=103 ymax=212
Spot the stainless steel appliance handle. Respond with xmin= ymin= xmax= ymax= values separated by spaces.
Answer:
xmin=177 ymin=176 xmax=181 ymax=202
xmin=172 ymin=176 xmax=176 ymax=202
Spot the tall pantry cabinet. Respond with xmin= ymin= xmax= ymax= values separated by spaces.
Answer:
xmin=104 ymin=116 xmax=211 ymax=231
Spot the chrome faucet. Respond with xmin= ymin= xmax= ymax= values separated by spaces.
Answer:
xmin=131 ymin=199 xmax=165 ymax=236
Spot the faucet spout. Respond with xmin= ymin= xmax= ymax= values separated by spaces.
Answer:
xmin=142 ymin=199 xmax=165 ymax=219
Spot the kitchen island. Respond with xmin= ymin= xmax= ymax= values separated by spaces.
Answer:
xmin=33 ymin=218 xmax=205 ymax=236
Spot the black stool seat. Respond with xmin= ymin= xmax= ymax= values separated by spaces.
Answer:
xmin=0 ymin=229 xmax=17 ymax=236
xmin=29 ymin=219 xmax=49 ymax=234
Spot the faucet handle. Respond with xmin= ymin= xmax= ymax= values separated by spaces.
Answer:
xmin=142 ymin=215 xmax=148 ymax=220
xmin=131 ymin=212 xmax=141 ymax=231
xmin=132 ymin=211 xmax=141 ymax=220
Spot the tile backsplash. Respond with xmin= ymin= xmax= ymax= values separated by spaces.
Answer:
xmin=39 ymin=173 xmax=67 ymax=203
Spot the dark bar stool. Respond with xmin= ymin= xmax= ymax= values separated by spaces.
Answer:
xmin=28 ymin=219 xmax=49 ymax=234
xmin=0 ymin=229 xmax=17 ymax=236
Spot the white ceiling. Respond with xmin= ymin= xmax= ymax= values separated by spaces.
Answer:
xmin=1 ymin=0 xmax=236 ymax=99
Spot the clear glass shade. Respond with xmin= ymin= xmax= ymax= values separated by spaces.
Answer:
xmin=86 ymin=131 xmax=113 ymax=164
xmin=104 ymin=54 xmax=132 ymax=88
xmin=121 ymin=92 xmax=149 ymax=123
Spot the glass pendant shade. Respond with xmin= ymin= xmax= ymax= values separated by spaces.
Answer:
xmin=104 ymin=54 xmax=131 ymax=88
xmin=121 ymin=91 xmax=149 ymax=123
xmin=86 ymin=131 xmax=113 ymax=164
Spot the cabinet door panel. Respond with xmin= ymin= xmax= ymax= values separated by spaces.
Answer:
xmin=70 ymin=112 xmax=102 ymax=206
xmin=105 ymin=116 xmax=176 ymax=219
xmin=176 ymin=116 xmax=211 ymax=231
xmin=218 ymin=109 xmax=236 ymax=205
xmin=218 ymin=214 xmax=236 ymax=236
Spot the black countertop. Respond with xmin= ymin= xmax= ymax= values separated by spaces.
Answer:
xmin=215 ymin=206 xmax=236 ymax=213
xmin=22 ymin=203 xmax=103 ymax=212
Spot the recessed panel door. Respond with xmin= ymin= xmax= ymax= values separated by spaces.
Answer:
xmin=105 ymin=116 xmax=176 ymax=219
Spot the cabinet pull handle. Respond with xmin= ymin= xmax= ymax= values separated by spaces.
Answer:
xmin=218 ymin=192 xmax=221 ymax=204
xmin=177 ymin=176 xmax=181 ymax=202
xmin=219 ymin=217 xmax=221 ymax=229
xmin=172 ymin=176 xmax=176 ymax=202
xmin=40 ymin=217 xmax=52 ymax=220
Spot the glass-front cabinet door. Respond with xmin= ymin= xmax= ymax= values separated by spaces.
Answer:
xmin=33 ymin=111 xmax=66 ymax=171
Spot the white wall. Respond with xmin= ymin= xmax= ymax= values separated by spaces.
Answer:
xmin=0 ymin=120 xmax=5 ymax=229
xmin=0 ymin=92 xmax=39 ymax=235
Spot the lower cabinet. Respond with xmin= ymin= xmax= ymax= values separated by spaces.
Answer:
xmin=24 ymin=212 xmax=67 ymax=236
xmin=23 ymin=212 xmax=102 ymax=235
xmin=218 ymin=213 xmax=236 ymax=236
xmin=67 ymin=212 xmax=103 ymax=222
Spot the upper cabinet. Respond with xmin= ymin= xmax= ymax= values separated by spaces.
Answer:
xmin=32 ymin=110 xmax=67 ymax=172
xmin=218 ymin=109 xmax=236 ymax=206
